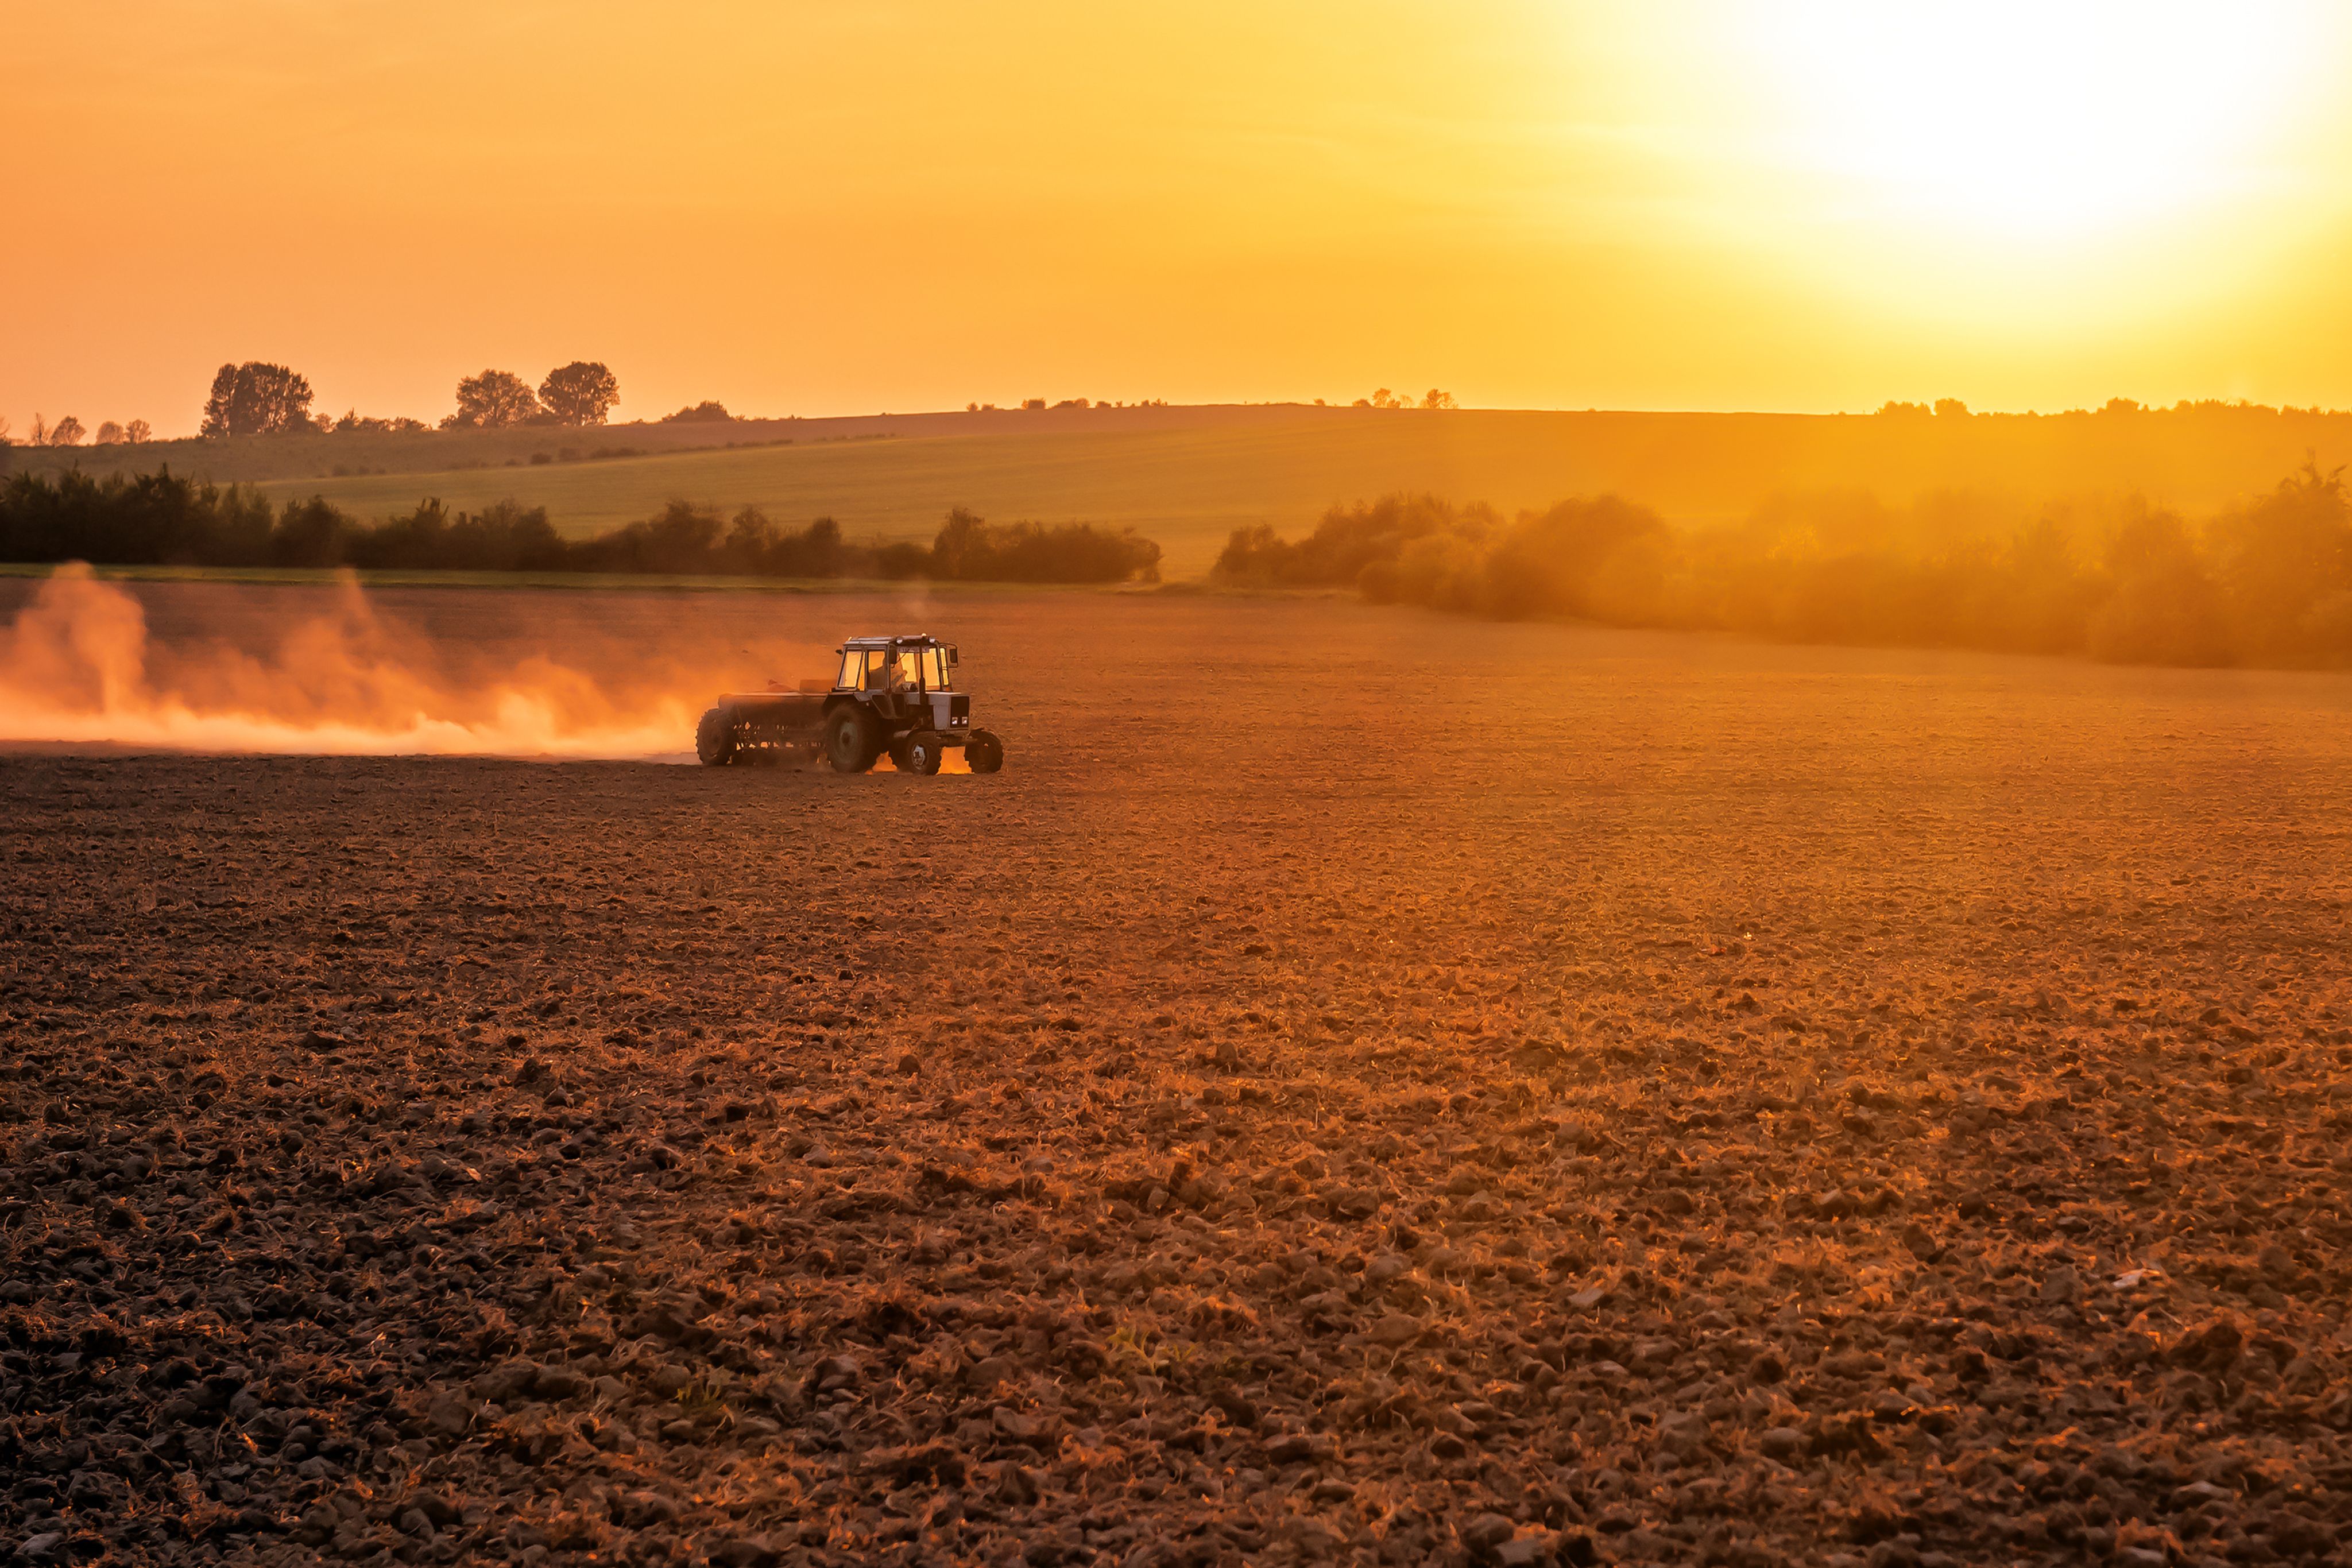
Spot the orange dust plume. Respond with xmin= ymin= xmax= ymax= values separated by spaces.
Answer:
xmin=0 ymin=567 xmax=735 ymax=760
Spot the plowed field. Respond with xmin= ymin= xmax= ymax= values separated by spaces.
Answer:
xmin=5 ymin=584 xmax=2351 ymax=1567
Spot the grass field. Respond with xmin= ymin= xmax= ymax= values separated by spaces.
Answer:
xmin=13 ymin=401 xmax=2352 ymax=581
xmin=253 ymin=423 xmax=1349 ymax=578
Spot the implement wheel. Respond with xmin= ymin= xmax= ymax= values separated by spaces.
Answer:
xmin=695 ymin=707 xmax=737 ymax=766
xmin=826 ymin=704 xmax=880 ymax=773
xmin=966 ymin=729 xmax=1004 ymax=774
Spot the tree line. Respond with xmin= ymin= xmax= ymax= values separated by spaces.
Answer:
xmin=181 ymin=360 xmax=753 ymax=438
xmin=3 ymin=414 xmax=152 ymax=448
xmin=0 ymin=470 xmax=1162 ymax=584
xmin=191 ymin=360 xmax=629 ymax=438
xmin=1213 ymin=463 xmax=2352 ymax=668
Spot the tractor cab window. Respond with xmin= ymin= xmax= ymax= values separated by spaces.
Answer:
xmin=838 ymin=646 xmax=945 ymax=691
xmin=838 ymin=649 xmax=893 ymax=692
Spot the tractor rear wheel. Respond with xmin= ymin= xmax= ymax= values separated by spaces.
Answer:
xmin=826 ymin=705 xmax=880 ymax=773
xmin=695 ymin=706 xmax=737 ymax=766
xmin=905 ymin=731 xmax=944 ymax=775
xmin=966 ymin=729 xmax=1004 ymax=773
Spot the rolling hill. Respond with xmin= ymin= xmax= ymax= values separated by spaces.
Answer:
xmin=10 ymin=400 xmax=2350 ymax=579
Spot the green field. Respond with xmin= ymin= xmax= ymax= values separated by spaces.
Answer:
xmin=256 ymin=422 xmax=1438 ymax=579
xmin=14 ymin=401 xmax=2351 ymax=580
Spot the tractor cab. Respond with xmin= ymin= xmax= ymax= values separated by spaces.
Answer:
xmin=835 ymin=637 xmax=956 ymax=698
xmin=832 ymin=635 xmax=971 ymax=747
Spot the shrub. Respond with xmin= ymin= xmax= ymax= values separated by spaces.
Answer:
xmin=342 ymin=499 xmax=567 ymax=572
xmin=0 ymin=470 xmax=274 ymax=565
xmin=930 ymin=508 xmax=1160 ymax=583
xmin=1211 ymin=471 xmax=2352 ymax=668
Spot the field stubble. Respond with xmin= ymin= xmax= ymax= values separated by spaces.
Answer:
xmin=3 ymin=586 xmax=2351 ymax=1567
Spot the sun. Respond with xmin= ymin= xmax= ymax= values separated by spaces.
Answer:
xmin=1727 ymin=1 xmax=2331 ymax=244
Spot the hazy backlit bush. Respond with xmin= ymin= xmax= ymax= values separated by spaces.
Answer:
xmin=1215 ymin=463 xmax=2352 ymax=667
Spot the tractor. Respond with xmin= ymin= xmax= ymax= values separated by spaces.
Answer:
xmin=694 ymin=634 xmax=1004 ymax=775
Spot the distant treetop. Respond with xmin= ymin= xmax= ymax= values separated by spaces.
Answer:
xmin=1858 ymin=396 xmax=2343 ymax=419
xmin=662 ymin=400 xmax=733 ymax=424
xmin=446 ymin=369 xmax=544 ymax=430
xmin=334 ymin=411 xmax=429 ymax=435
xmin=202 ymin=362 xmax=318 ymax=439
xmin=540 ymin=361 xmax=620 ymax=427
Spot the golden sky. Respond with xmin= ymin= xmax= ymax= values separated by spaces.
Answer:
xmin=7 ymin=1 xmax=2352 ymax=434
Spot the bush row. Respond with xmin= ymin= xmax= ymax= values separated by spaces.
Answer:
xmin=1214 ymin=465 xmax=2352 ymax=667
xmin=0 ymin=473 xmax=1162 ymax=584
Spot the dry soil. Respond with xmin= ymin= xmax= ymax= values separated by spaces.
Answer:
xmin=4 ymin=587 xmax=2351 ymax=1568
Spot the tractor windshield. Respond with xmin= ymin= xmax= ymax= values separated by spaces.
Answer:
xmin=837 ymin=645 xmax=950 ymax=691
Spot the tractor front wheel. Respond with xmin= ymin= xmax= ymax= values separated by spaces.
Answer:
xmin=965 ymin=729 xmax=1004 ymax=774
xmin=695 ymin=707 xmax=738 ymax=766
xmin=905 ymin=731 xmax=945 ymax=776
xmin=826 ymin=705 xmax=880 ymax=773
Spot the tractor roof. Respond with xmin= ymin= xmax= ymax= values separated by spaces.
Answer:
xmin=840 ymin=634 xmax=945 ymax=649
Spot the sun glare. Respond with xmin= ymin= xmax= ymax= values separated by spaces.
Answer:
xmin=1728 ymin=1 xmax=2332 ymax=243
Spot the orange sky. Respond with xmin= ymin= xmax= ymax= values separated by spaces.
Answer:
xmin=7 ymin=1 xmax=2352 ymax=436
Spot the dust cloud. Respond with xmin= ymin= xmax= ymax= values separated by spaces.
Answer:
xmin=0 ymin=566 xmax=771 ymax=760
